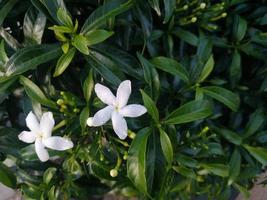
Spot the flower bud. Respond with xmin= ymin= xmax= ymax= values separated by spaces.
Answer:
xmin=57 ymin=99 xmax=64 ymax=105
xmin=221 ymin=12 xmax=227 ymax=18
xmin=110 ymin=169 xmax=118 ymax=177
xmin=200 ymin=3 xmax=206 ymax=9
xmin=191 ymin=17 xmax=197 ymax=23
xmin=183 ymin=5 xmax=188 ymax=10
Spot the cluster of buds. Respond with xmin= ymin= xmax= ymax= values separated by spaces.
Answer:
xmin=57 ymin=91 xmax=80 ymax=114
xmin=175 ymin=1 xmax=227 ymax=30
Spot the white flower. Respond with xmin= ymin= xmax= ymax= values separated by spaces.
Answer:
xmin=87 ymin=80 xmax=147 ymax=140
xmin=18 ymin=111 xmax=73 ymax=162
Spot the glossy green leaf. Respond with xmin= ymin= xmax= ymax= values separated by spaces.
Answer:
xmin=150 ymin=56 xmax=189 ymax=82
xmin=175 ymin=153 xmax=198 ymax=168
xmin=53 ymin=48 xmax=76 ymax=77
xmin=197 ymin=55 xmax=214 ymax=83
xmin=140 ymin=89 xmax=159 ymax=122
xmin=81 ymin=0 xmax=133 ymax=34
xmin=229 ymin=50 xmax=241 ymax=85
xmin=200 ymin=163 xmax=229 ymax=177
xmin=172 ymin=28 xmax=198 ymax=46
xmin=19 ymin=76 xmax=57 ymax=109
xmin=0 ymin=40 xmax=8 ymax=65
xmin=212 ymin=126 xmax=242 ymax=145
xmin=233 ymin=15 xmax=247 ymax=42
xmin=127 ymin=127 xmax=150 ymax=195
xmin=201 ymin=86 xmax=240 ymax=112
xmin=228 ymin=148 xmax=241 ymax=185
xmin=5 ymin=44 xmax=61 ymax=77
xmin=243 ymin=145 xmax=267 ymax=166
xmin=173 ymin=166 xmax=197 ymax=180
xmin=85 ymin=30 xmax=114 ymax=46
xmin=57 ymin=7 xmax=73 ymax=28
xmin=83 ymin=69 xmax=94 ymax=103
xmin=0 ymin=162 xmax=16 ymax=188
xmin=148 ymin=0 xmax=161 ymax=16
xmin=164 ymin=100 xmax=213 ymax=125
xmin=80 ymin=106 xmax=90 ymax=133
xmin=243 ymin=109 xmax=265 ymax=138
xmin=159 ymin=128 xmax=173 ymax=166
xmin=23 ymin=6 xmax=46 ymax=45
xmin=0 ymin=0 xmax=18 ymax=26
xmin=163 ymin=0 xmax=175 ymax=24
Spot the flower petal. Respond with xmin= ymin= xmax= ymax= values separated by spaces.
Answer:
xmin=40 ymin=112 xmax=55 ymax=138
xmin=95 ymin=83 xmax=116 ymax=105
xmin=35 ymin=139 xmax=49 ymax=162
xmin=112 ymin=112 xmax=128 ymax=140
xmin=116 ymin=80 xmax=131 ymax=108
xmin=120 ymin=104 xmax=147 ymax=117
xmin=43 ymin=136 xmax=73 ymax=151
xmin=18 ymin=131 xmax=36 ymax=143
xmin=26 ymin=111 xmax=40 ymax=133
xmin=87 ymin=106 xmax=113 ymax=126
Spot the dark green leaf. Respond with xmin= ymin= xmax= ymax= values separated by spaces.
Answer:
xmin=173 ymin=166 xmax=197 ymax=180
xmin=243 ymin=109 xmax=265 ymax=138
xmin=197 ymin=55 xmax=214 ymax=83
xmin=164 ymin=100 xmax=213 ymax=125
xmin=243 ymin=145 xmax=267 ymax=166
xmin=172 ymin=28 xmax=198 ymax=46
xmin=201 ymin=86 xmax=240 ymax=112
xmin=229 ymin=50 xmax=241 ymax=85
xmin=200 ymin=163 xmax=229 ymax=177
xmin=159 ymin=128 xmax=173 ymax=166
xmin=0 ymin=0 xmax=18 ymax=26
xmin=233 ymin=15 xmax=247 ymax=42
xmin=150 ymin=56 xmax=189 ymax=82
xmin=127 ymin=127 xmax=151 ymax=195
xmin=163 ymin=0 xmax=176 ymax=24
xmin=83 ymin=69 xmax=94 ymax=103
xmin=0 ymin=162 xmax=16 ymax=188
xmin=85 ymin=30 xmax=114 ymax=46
xmin=140 ymin=89 xmax=159 ymax=122
xmin=212 ymin=126 xmax=242 ymax=145
xmin=228 ymin=148 xmax=241 ymax=185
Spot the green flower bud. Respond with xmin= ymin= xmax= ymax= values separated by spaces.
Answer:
xmin=57 ymin=99 xmax=64 ymax=105
xmin=221 ymin=12 xmax=227 ymax=18
xmin=200 ymin=3 xmax=206 ymax=9
xmin=183 ymin=5 xmax=188 ymax=10
xmin=191 ymin=17 xmax=197 ymax=23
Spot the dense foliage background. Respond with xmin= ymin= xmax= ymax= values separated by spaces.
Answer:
xmin=1 ymin=0 xmax=267 ymax=199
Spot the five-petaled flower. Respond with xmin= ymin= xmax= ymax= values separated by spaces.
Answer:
xmin=18 ymin=111 xmax=73 ymax=162
xmin=87 ymin=80 xmax=147 ymax=139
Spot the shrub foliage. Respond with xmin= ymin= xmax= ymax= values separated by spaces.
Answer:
xmin=1 ymin=0 xmax=267 ymax=199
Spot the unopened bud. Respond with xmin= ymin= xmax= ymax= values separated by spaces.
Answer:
xmin=191 ymin=17 xmax=197 ymax=23
xmin=57 ymin=99 xmax=64 ymax=105
xmin=221 ymin=12 xmax=227 ymax=18
xmin=110 ymin=169 xmax=118 ymax=177
xmin=183 ymin=5 xmax=188 ymax=10
xmin=200 ymin=3 xmax=206 ymax=9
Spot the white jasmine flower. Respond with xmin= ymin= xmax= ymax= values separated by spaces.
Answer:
xmin=18 ymin=111 xmax=73 ymax=162
xmin=87 ymin=80 xmax=147 ymax=140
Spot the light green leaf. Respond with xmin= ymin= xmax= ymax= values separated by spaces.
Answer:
xmin=140 ymin=89 xmax=159 ymax=122
xmin=80 ymin=107 xmax=90 ymax=134
xmin=53 ymin=48 xmax=76 ymax=77
xmin=201 ymin=86 xmax=240 ymax=112
xmin=85 ymin=30 xmax=114 ymax=46
xmin=228 ymin=148 xmax=241 ymax=185
xmin=173 ymin=166 xmax=197 ymax=180
xmin=159 ymin=128 xmax=173 ymax=166
xmin=127 ymin=127 xmax=150 ymax=195
xmin=43 ymin=168 xmax=57 ymax=185
xmin=81 ymin=0 xmax=133 ymax=34
xmin=0 ymin=40 xmax=9 ymax=65
xmin=197 ymin=55 xmax=214 ymax=83
xmin=19 ymin=76 xmax=57 ymax=109
xmin=57 ymin=7 xmax=73 ymax=28
xmin=83 ymin=69 xmax=94 ymax=103
xmin=243 ymin=145 xmax=267 ymax=166
xmin=164 ymin=100 xmax=213 ymax=125
xmin=150 ymin=56 xmax=189 ymax=82
xmin=72 ymin=34 xmax=89 ymax=55
xmin=200 ymin=163 xmax=229 ymax=177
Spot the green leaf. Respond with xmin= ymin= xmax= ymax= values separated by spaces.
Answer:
xmin=0 ymin=162 xmax=16 ymax=188
xmin=57 ymin=7 xmax=73 ymax=28
xmin=197 ymin=55 xmax=214 ymax=83
xmin=172 ymin=28 xmax=198 ymax=46
xmin=127 ymin=127 xmax=150 ymax=195
xmin=175 ymin=153 xmax=198 ymax=168
xmin=201 ymin=86 xmax=240 ymax=112
xmin=5 ymin=44 xmax=61 ymax=77
xmin=212 ymin=126 xmax=242 ymax=145
xmin=0 ymin=0 xmax=18 ymax=26
xmin=173 ymin=166 xmax=197 ymax=180
xmin=81 ymin=0 xmax=133 ymax=34
xmin=23 ymin=6 xmax=46 ymax=45
xmin=229 ymin=50 xmax=241 ymax=85
xmin=53 ymin=47 xmax=76 ymax=77
xmin=243 ymin=109 xmax=265 ymax=138
xmin=243 ymin=145 xmax=267 ymax=166
xmin=164 ymin=100 xmax=213 ymax=125
xmin=140 ymin=89 xmax=159 ymax=122
xmin=150 ymin=56 xmax=189 ymax=82
xmin=0 ymin=40 xmax=8 ymax=65
xmin=72 ymin=34 xmax=89 ymax=55
xmin=43 ymin=167 xmax=57 ymax=185
xmin=80 ymin=107 xmax=90 ymax=133
xmin=19 ymin=76 xmax=57 ymax=109
xmin=85 ymin=30 xmax=114 ymax=46
xmin=228 ymin=148 xmax=241 ymax=185
xmin=148 ymin=0 xmax=161 ymax=16
xmin=200 ymin=163 xmax=229 ymax=177
xmin=233 ymin=15 xmax=247 ymax=42
xmin=159 ymin=128 xmax=173 ymax=166
xmin=83 ymin=69 xmax=94 ymax=103
xmin=233 ymin=183 xmax=250 ymax=199
xmin=163 ymin=0 xmax=176 ymax=24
